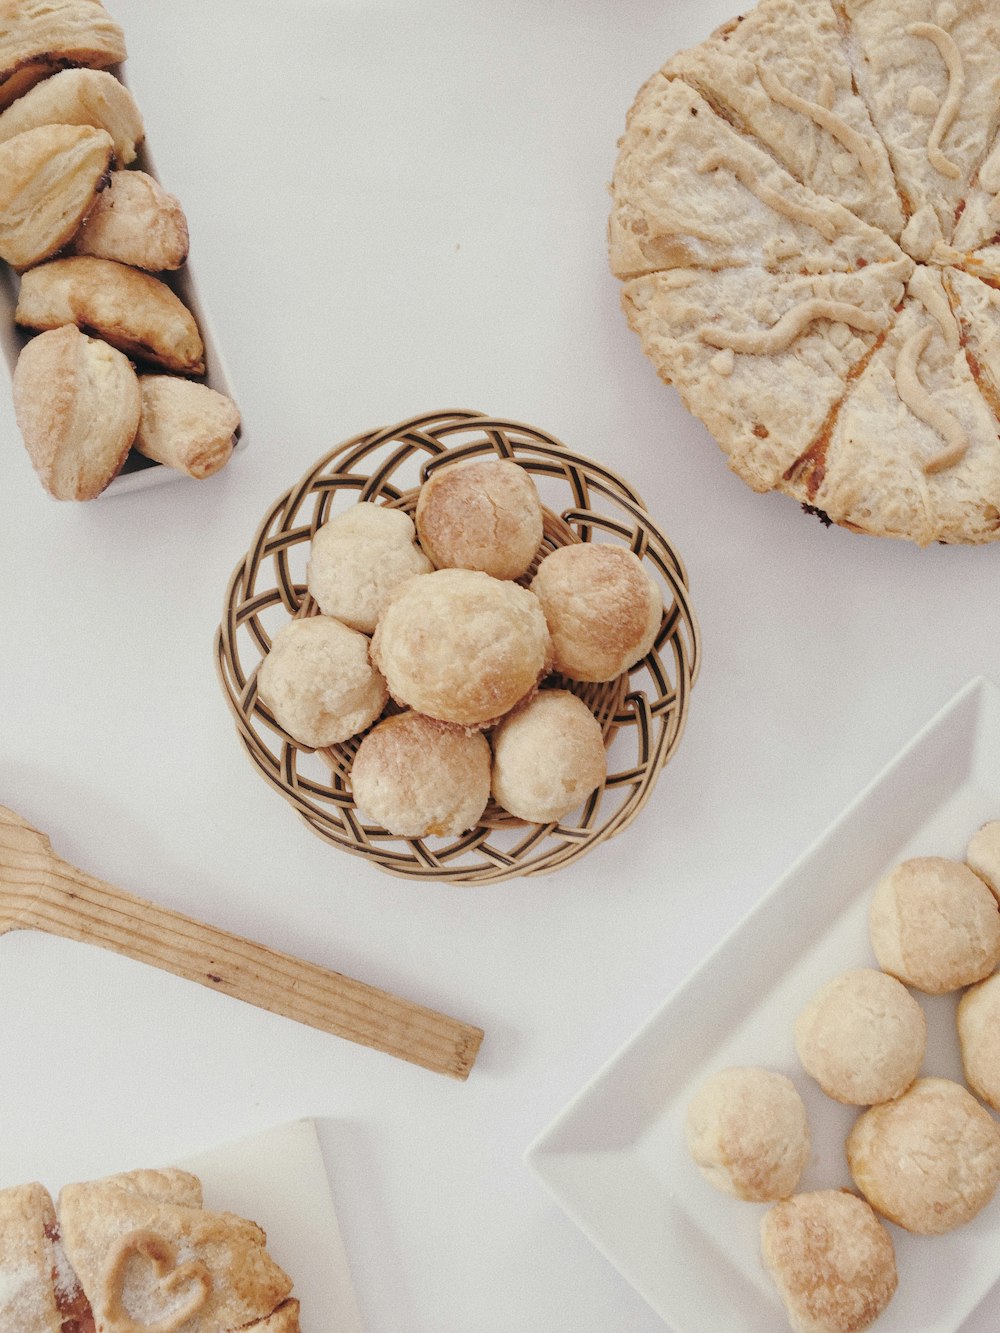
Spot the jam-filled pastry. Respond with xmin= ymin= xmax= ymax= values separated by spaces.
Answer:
xmin=0 ymin=0 xmax=126 ymax=110
xmin=0 ymin=1181 xmax=94 ymax=1332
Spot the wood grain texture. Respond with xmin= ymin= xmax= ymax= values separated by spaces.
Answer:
xmin=0 ymin=805 xmax=482 ymax=1079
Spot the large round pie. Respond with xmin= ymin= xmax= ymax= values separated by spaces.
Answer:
xmin=611 ymin=0 xmax=1000 ymax=544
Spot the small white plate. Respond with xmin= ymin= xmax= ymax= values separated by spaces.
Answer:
xmin=526 ymin=676 xmax=1000 ymax=1333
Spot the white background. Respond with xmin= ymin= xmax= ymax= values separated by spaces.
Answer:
xmin=1 ymin=2 xmax=999 ymax=1330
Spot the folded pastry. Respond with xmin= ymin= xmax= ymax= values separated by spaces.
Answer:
xmin=13 ymin=324 xmax=140 ymax=500
xmin=16 ymin=256 xmax=206 ymax=373
xmin=134 ymin=375 xmax=240 ymax=479
xmin=0 ymin=1168 xmax=302 ymax=1333
xmin=0 ymin=122 xmax=113 ymax=269
xmin=0 ymin=67 xmax=144 ymax=165
xmin=0 ymin=0 xmax=126 ymax=110
xmin=72 ymin=169 xmax=189 ymax=270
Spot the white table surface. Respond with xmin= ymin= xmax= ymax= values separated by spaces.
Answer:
xmin=1 ymin=2 xmax=999 ymax=1330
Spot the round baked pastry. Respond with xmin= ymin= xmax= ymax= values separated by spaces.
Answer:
xmin=307 ymin=504 xmax=432 ymax=634
xmin=957 ymin=971 xmax=1000 ymax=1112
xmin=610 ymin=0 xmax=1000 ymax=545
xmin=530 ymin=544 xmax=662 ymax=682
xmin=13 ymin=324 xmax=140 ymax=500
xmin=794 ymin=969 xmax=925 ymax=1106
xmin=966 ymin=820 xmax=1000 ymax=903
xmin=847 ymin=1077 xmax=1000 ymax=1234
xmin=72 ymin=169 xmax=189 ymax=270
xmin=0 ymin=67 xmax=143 ymax=164
xmin=491 ymin=689 xmax=606 ymax=824
xmin=257 ymin=616 xmax=387 ymax=749
xmin=350 ymin=711 xmax=491 ymax=838
xmin=760 ymin=1191 xmax=897 ymax=1333
xmin=370 ymin=569 xmax=551 ymax=728
xmin=869 ymin=856 xmax=1000 ymax=993
xmin=415 ymin=458 xmax=543 ymax=579
xmin=685 ymin=1066 xmax=809 ymax=1203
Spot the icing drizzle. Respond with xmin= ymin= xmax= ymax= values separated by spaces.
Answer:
xmin=700 ymin=299 xmax=883 ymax=355
xmin=907 ymin=22 xmax=965 ymax=180
xmin=100 ymin=1230 xmax=212 ymax=1333
xmin=756 ymin=64 xmax=880 ymax=185
xmin=894 ymin=324 xmax=968 ymax=471
xmin=697 ymin=150 xmax=842 ymax=238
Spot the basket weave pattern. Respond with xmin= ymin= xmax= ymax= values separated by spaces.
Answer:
xmin=216 ymin=411 xmax=701 ymax=883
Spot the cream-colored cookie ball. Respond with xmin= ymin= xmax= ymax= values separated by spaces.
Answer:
xmin=257 ymin=616 xmax=387 ymax=749
xmin=869 ymin=856 xmax=1000 ymax=993
xmin=350 ymin=711 xmax=491 ymax=838
xmin=794 ymin=969 xmax=925 ymax=1106
xmin=415 ymin=458 xmax=543 ymax=580
xmin=490 ymin=689 xmax=606 ymax=824
xmin=967 ymin=820 xmax=1000 ymax=903
xmin=847 ymin=1077 xmax=1000 ymax=1234
xmin=685 ymin=1067 xmax=809 ymax=1203
xmin=958 ymin=972 xmax=1000 ymax=1111
xmin=760 ymin=1191 xmax=897 ymax=1333
xmin=306 ymin=502 xmax=431 ymax=634
xmin=370 ymin=568 xmax=551 ymax=728
xmin=530 ymin=543 xmax=662 ymax=683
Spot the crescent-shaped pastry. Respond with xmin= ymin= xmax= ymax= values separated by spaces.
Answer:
xmin=0 ymin=67 xmax=143 ymax=164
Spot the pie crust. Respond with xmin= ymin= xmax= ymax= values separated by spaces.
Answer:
xmin=611 ymin=0 xmax=1000 ymax=544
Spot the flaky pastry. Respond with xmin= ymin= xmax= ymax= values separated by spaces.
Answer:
xmin=0 ymin=0 xmax=126 ymax=110
xmin=134 ymin=375 xmax=239 ymax=480
xmin=72 ymin=169 xmax=189 ymax=270
xmin=0 ymin=67 xmax=143 ymax=164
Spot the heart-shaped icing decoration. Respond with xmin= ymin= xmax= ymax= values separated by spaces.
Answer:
xmin=101 ymin=1228 xmax=212 ymax=1333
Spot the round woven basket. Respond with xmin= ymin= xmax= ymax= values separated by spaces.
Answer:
xmin=215 ymin=410 xmax=701 ymax=884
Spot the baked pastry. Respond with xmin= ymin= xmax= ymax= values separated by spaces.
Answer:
xmin=966 ymin=819 xmax=1000 ymax=901
xmin=760 ymin=1191 xmax=897 ymax=1333
xmin=490 ymin=689 xmax=606 ymax=824
xmin=0 ymin=1181 xmax=84 ymax=1331
xmin=16 ymin=256 xmax=205 ymax=373
xmin=13 ymin=323 xmax=140 ymax=500
xmin=370 ymin=569 xmax=551 ymax=728
xmin=0 ymin=122 xmax=113 ymax=269
xmin=415 ymin=458 xmax=544 ymax=579
xmin=794 ymin=968 xmax=926 ymax=1105
xmin=847 ymin=1076 xmax=1000 ymax=1233
xmin=611 ymin=0 xmax=1000 ymax=545
xmin=685 ymin=1067 xmax=810 ymax=1202
xmin=957 ymin=971 xmax=1000 ymax=1111
xmin=530 ymin=544 xmax=661 ymax=682
xmin=350 ymin=711 xmax=491 ymax=837
xmin=0 ymin=67 xmax=143 ymax=164
xmin=306 ymin=503 xmax=432 ymax=634
xmin=257 ymin=616 xmax=387 ymax=749
xmin=869 ymin=855 xmax=1000 ymax=992
xmin=71 ymin=168 xmax=189 ymax=270
xmin=134 ymin=375 xmax=239 ymax=480
xmin=0 ymin=0 xmax=126 ymax=110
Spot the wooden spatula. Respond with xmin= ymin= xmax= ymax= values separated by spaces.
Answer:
xmin=0 ymin=805 xmax=482 ymax=1079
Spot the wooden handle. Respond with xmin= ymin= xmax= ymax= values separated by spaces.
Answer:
xmin=26 ymin=854 xmax=482 ymax=1080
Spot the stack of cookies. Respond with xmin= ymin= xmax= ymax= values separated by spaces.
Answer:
xmin=1 ymin=0 xmax=240 ymax=499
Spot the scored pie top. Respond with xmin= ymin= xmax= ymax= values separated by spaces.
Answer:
xmin=611 ymin=0 xmax=1000 ymax=544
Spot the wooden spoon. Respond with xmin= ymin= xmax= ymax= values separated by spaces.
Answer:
xmin=0 ymin=805 xmax=482 ymax=1080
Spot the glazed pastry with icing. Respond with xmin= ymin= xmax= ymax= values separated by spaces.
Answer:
xmin=0 ymin=68 xmax=143 ymax=165
xmin=134 ymin=376 xmax=239 ymax=480
xmin=72 ymin=169 xmax=189 ymax=270
xmin=0 ymin=0 xmax=126 ymax=110
xmin=16 ymin=256 xmax=205 ymax=374
xmin=415 ymin=458 xmax=544 ymax=580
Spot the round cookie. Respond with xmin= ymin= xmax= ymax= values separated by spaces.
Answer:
xmin=760 ymin=1191 xmax=897 ymax=1333
xmin=794 ymin=969 xmax=925 ymax=1106
xmin=257 ymin=616 xmax=387 ymax=749
xmin=307 ymin=503 xmax=432 ymax=634
xmin=957 ymin=972 xmax=1000 ymax=1112
xmin=490 ymin=689 xmax=606 ymax=824
xmin=415 ymin=458 xmax=543 ymax=580
xmin=966 ymin=820 xmax=1000 ymax=903
xmin=847 ymin=1077 xmax=1000 ymax=1234
xmin=350 ymin=711 xmax=491 ymax=839
xmin=370 ymin=568 xmax=551 ymax=729
xmin=530 ymin=544 xmax=662 ymax=683
xmin=869 ymin=856 xmax=1000 ymax=993
xmin=685 ymin=1067 xmax=809 ymax=1203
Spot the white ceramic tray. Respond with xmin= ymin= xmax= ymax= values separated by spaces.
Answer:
xmin=526 ymin=676 xmax=1000 ymax=1333
xmin=0 ymin=68 xmax=243 ymax=498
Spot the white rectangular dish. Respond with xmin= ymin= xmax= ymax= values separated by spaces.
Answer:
xmin=0 ymin=69 xmax=243 ymax=497
xmin=526 ymin=676 xmax=1000 ymax=1333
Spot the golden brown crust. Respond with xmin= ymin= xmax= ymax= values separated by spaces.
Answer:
xmin=134 ymin=375 xmax=239 ymax=480
xmin=0 ymin=0 xmax=126 ymax=110
xmin=72 ymin=169 xmax=189 ymax=270
xmin=415 ymin=458 xmax=543 ymax=579
xmin=16 ymin=256 xmax=205 ymax=373
xmin=0 ymin=67 xmax=143 ymax=164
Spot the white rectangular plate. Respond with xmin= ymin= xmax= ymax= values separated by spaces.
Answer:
xmin=526 ymin=676 xmax=1000 ymax=1333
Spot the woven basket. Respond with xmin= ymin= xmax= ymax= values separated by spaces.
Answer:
xmin=215 ymin=410 xmax=701 ymax=884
